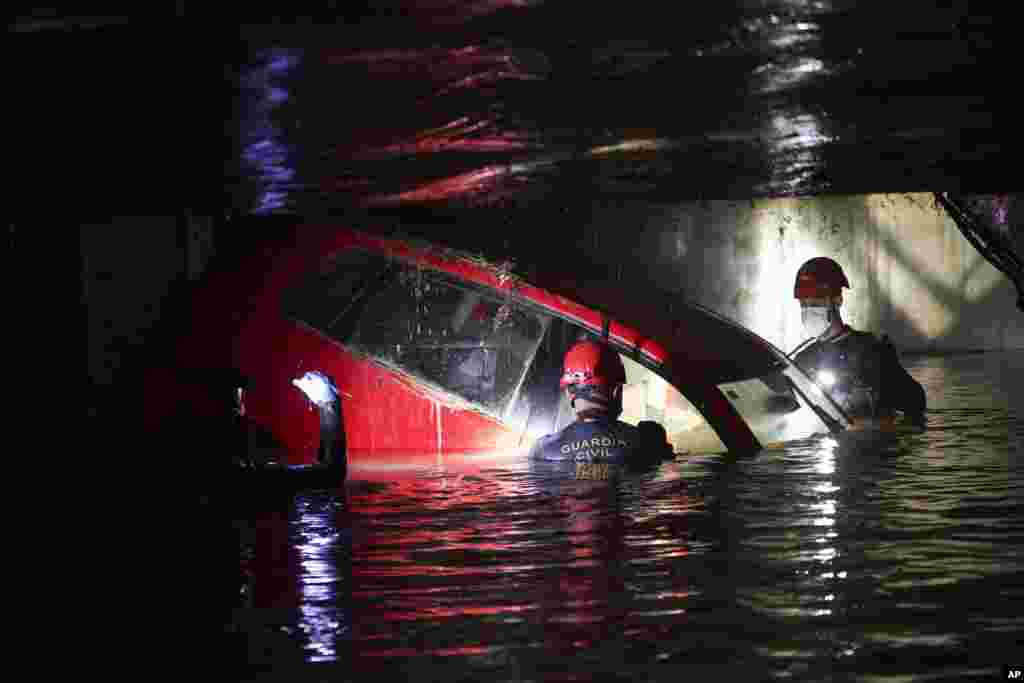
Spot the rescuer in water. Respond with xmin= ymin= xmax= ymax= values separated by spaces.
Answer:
xmin=292 ymin=370 xmax=346 ymax=471
xmin=790 ymin=257 xmax=927 ymax=427
xmin=529 ymin=339 xmax=658 ymax=468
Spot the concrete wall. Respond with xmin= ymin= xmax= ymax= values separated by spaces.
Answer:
xmin=581 ymin=193 xmax=1024 ymax=354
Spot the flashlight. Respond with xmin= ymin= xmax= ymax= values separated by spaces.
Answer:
xmin=292 ymin=370 xmax=339 ymax=407
xmin=234 ymin=387 xmax=246 ymax=417
xmin=816 ymin=370 xmax=837 ymax=388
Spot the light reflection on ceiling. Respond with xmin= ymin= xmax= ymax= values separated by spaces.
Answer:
xmin=229 ymin=2 xmax=1020 ymax=215
xmin=13 ymin=2 xmax=1021 ymax=221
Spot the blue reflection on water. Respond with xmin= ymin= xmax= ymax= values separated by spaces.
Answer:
xmin=294 ymin=492 xmax=351 ymax=663
xmin=240 ymin=49 xmax=302 ymax=214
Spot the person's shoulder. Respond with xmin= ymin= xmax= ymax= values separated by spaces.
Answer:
xmin=528 ymin=424 xmax=574 ymax=460
xmin=632 ymin=420 xmax=674 ymax=460
xmin=613 ymin=420 xmax=642 ymax=437
xmin=613 ymin=420 xmax=661 ymax=453
xmin=533 ymin=430 xmax=562 ymax=448
xmin=569 ymin=418 xmax=637 ymax=446
xmin=838 ymin=327 xmax=882 ymax=349
xmin=534 ymin=430 xmax=559 ymax=446
xmin=842 ymin=329 xmax=909 ymax=367
xmin=528 ymin=431 xmax=554 ymax=458
xmin=848 ymin=329 xmax=902 ymax=353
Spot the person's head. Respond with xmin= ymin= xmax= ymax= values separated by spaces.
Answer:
xmin=794 ymin=257 xmax=850 ymax=339
xmin=560 ymin=339 xmax=627 ymax=420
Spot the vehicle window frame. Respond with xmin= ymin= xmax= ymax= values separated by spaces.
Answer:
xmin=281 ymin=245 xmax=845 ymax=452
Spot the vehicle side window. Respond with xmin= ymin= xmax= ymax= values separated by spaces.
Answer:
xmin=280 ymin=252 xmax=552 ymax=417
xmin=281 ymin=248 xmax=395 ymax=341
xmin=284 ymin=249 xmax=551 ymax=414
xmin=510 ymin=317 xmax=582 ymax=437
xmin=347 ymin=262 xmax=550 ymax=416
xmin=717 ymin=371 xmax=829 ymax=446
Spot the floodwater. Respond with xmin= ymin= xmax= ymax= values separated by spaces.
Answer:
xmin=222 ymin=351 xmax=1022 ymax=681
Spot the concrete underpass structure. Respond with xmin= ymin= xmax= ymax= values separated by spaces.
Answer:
xmin=580 ymin=192 xmax=1023 ymax=355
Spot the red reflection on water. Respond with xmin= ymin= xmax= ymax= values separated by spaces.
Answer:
xmin=319 ymin=44 xmax=544 ymax=205
xmin=343 ymin=464 xmax=701 ymax=680
xmin=415 ymin=0 xmax=539 ymax=24
xmin=349 ymin=477 xmax=639 ymax=663
xmin=366 ymin=644 xmax=503 ymax=657
xmin=363 ymin=119 xmax=532 ymax=157
xmin=365 ymin=165 xmax=528 ymax=205
xmin=535 ymin=481 xmax=631 ymax=649
xmin=323 ymin=45 xmax=538 ymax=110
xmin=326 ymin=46 xmax=520 ymax=73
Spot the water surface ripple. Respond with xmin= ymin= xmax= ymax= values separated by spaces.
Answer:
xmin=234 ymin=352 xmax=1023 ymax=681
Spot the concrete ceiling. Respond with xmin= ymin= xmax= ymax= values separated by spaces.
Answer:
xmin=11 ymin=2 xmax=1022 ymax=216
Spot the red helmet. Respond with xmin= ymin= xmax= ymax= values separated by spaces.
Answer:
xmin=794 ymin=257 xmax=850 ymax=300
xmin=560 ymin=340 xmax=626 ymax=391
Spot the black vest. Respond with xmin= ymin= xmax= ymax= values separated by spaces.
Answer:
xmin=792 ymin=328 xmax=924 ymax=420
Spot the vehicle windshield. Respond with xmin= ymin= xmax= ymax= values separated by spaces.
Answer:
xmin=716 ymin=362 xmax=850 ymax=449
xmin=665 ymin=300 xmax=852 ymax=449
xmin=618 ymin=351 xmax=847 ymax=455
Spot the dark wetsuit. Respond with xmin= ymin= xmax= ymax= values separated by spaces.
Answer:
xmin=792 ymin=326 xmax=926 ymax=423
xmin=529 ymin=415 xmax=643 ymax=465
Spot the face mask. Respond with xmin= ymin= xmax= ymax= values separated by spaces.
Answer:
xmin=801 ymin=306 xmax=832 ymax=338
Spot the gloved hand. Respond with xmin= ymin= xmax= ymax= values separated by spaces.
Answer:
xmin=635 ymin=420 xmax=674 ymax=463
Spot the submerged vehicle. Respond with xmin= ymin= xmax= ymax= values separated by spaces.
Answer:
xmin=145 ymin=227 xmax=850 ymax=481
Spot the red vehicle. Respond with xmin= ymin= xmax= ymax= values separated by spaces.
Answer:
xmin=146 ymin=226 xmax=849 ymax=481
